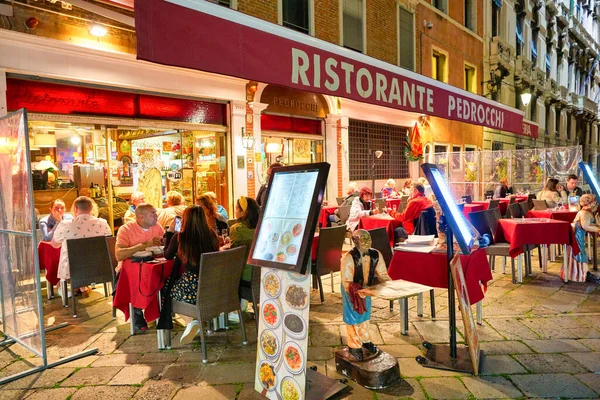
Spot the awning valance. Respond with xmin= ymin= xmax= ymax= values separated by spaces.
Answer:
xmin=135 ymin=0 xmax=524 ymax=134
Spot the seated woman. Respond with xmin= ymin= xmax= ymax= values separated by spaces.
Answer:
xmin=229 ymin=196 xmax=260 ymax=285
xmin=39 ymin=199 xmax=73 ymax=241
xmin=123 ymin=192 xmax=145 ymax=224
xmin=381 ymin=179 xmax=399 ymax=198
xmin=162 ymin=205 xmax=220 ymax=344
xmin=568 ymin=194 xmax=600 ymax=282
xmin=196 ymin=194 xmax=229 ymax=236
xmin=537 ymin=178 xmax=562 ymax=208
xmin=493 ymin=178 xmax=509 ymax=199
xmin=402 ymin=180 xmax=412 ymax=196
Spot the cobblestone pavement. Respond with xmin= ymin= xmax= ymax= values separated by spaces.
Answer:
xmin=1 ymin=252 xmax=599 ymax=399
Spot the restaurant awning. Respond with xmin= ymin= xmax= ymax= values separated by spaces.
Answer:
xmin=135 ymin=0 xmax=525 ymax=134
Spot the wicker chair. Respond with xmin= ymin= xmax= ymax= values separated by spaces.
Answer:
xmin=532 ymin=199 xmax=548 ymax=210
xmin=527 ymin=193 xmax=536 ymax=211
xmin=488 ymin=199 xmax=500 ymax=210
xmin=106 ymin=236 xmax=118 ymax=318
xmin=64 ymin=236 xmax=114 ymax=317
xmin=375 ymin=198 xmax=387 ymax=212
xmin=239 ymin=264 xmax=261 ymax=330
xmin=461 ymin=195 xmax=472 ymax=204
xmin=368 ymin=227 xmax=393 ymax=269
xmin=312 ymin=225 xmax=346 ymax=303
xmin=169 ymin=246 xmax=248 ymax=363
xmin=507 ymin=203 xmax=523 ymax=218
xmin=518 ymin=201 xmax=530 ymax=216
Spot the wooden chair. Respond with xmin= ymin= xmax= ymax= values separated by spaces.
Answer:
xmin=532 ymin=199 xmax=548 ymax=210
xmin=64 ymin=236 xmax=114 ymax=317
xmin=488 ymin=199 xmax=500 ymax=209
xmin=168 ymin=246 xmax=248 ymax=363
xmin=312 ymin=225 xmax=346 ymax=303
xmin=336 ymin=197 xmax=344 ymax=206
xmin=461 ymin=195 xmax=472 ymax=204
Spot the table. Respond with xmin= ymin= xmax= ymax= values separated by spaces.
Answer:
xmin=358 ymin=214 xmax=400 ymax=246
xmin=38 ymin=241 xmax=60 ymax=286
xmin=388 ymin=248 xmax=491 ymax=304
xmin=526 ymin=209 xmax=577 ymax=223
xmin=113 ymin=258 xmax=175 ymax=325
xmin=462 ymin=203 xmax=486 ymax=219
xmin=318 ymin=206 xmax=338 ymax=228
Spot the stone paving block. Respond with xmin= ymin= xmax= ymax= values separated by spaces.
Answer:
xmin=378 ymin=344 xmax=422 ymax=358
xmin=413 ymin=321 xmax=458 ymax=344
xmin=137 ymin=352 xmax=179 ymax=365
xmin=160 ymin=364 xmax=203 ymax=385
xmin=114 ymin=334 xmax=163 ymax=353
xmin=576 ymin=373 xmax=600 ymax=395
xmin=307 ymin=346 xmax=334 ymax=360
xmin=52 ymin=355 xmax=99 ymax=369
xmin=200 ymin=362 xmax=255 ymax=384
xmin=396 ymin=358 xmax=469 ymax=378
xmin=91 ymin=353 xmax=141 ymax=367
xmin=71 ymin=385 xmax=139 ymax=400
xmin=0 ymin=389 xmax=32 ymax=400
xmin=237 ymin=384 xmax=270 ymax=399
xmin=1 ymin=367 xmax=74 ymax=390
xmin=419 ymin=377 xmax=470 ymax=399
xmin=510 ymin=373 xmax=598 ymax=398
xmin=376 ymin=378 xmax=426 ymax=400
xmin=216 ymin=344 xmax=257 ymax=363
xmin=175 ymin=351 xmax=207 ymax=365
xmin=108 ymin=365 xmax=164 ymax=385
xmin=463 ymin=322 xmax=505 ymax=341
xmin=479 ymin=340 xmax=533 ymax=355
xmin=377 ymin=322 xmax=424 ymax=345
xmin=520 ymin=316 xmax=600 ymax=339
xmin=513 ymin=353 xmax=588 ymax=373
xmin=566 ymin=352 xmax=600 ymax=372
xmin=524 ymin=338 xmax=591 ymax=353
xmin=172 ymin=384 xmax=238 ymax=399
xmin=86 ymin=333 xmax=129 ymax=354
xmin=309 ymin=324 xmax=342 ymax=346
xmin=480 ymin=355 xmax=527 ymax=375
xmin=24 ymin=388 xmax=76 ymax=400
xmin=461 ymin=375 xmax=523 ymax=399
xmin=579 ymin=338 xmax=600 ymax=351
xmin=484 ymin=318 xmax=539 ymax=340
xmin=61 ymin=366 xmax=122 ymax=386
xmin=133 ymin=379 xmax=180 ymax=400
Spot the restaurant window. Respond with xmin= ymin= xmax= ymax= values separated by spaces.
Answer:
xmin=432 ymin=50 xmax=447 ymax=83
xmin=451 ymin=145 xmax=462 ymax=170
xmin=492 ymin=141 xmax=503 ymax=151
xmin=433 ymin=0 xmax=447 ymax=13
xmin=464 ymin=0 xmax=476 ymax=31
xmin=343 ymin=0 xmax=364 ymax=52
xmin=207 ymin=0 xmax=232 ymax=7
xmin=465 ymin=145 xmax=476 ymax=152
xmin=464 ymin=64 xmax=476 ymax=93
xmin=491 ymin=0 xmax=501 ymax=37
xmin=434 ymin=144 xmax=448 ymax=154
xmin=282 ymin=0 xmax=310 ymax=34
xmin=348 ymin=119 xmax=409 ymax=180
xmin=398 ymin=6 xmax=415 ymax=71
xmin=531 ymin=35 xmax=538 ymax=67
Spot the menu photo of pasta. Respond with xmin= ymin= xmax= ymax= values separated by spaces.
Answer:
xmin=255 ymin=267 xmax=311 ymax=399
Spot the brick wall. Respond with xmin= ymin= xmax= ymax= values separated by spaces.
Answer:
xmin=366 ymin=0 xmax=398 ymax=65
xmin=315 ymin=0 xmax=340 ymax=44
xmin=237 ymin=0 xmax=278 ymax=23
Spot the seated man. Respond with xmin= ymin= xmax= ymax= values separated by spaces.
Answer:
xmin=388 ymin=183 xmax=433 ymax=241
xmin=115 ymin=203 xmax=165 ymax=331
xmin=51 ymin=196 xmax=112 ymax=297
xmin=346 ymin=187 xmax=379 ymax=232
xmin=39 ymin=199 xmax=73 ymax=241
xmin=157 ymin=191 xmax=186 ymax=229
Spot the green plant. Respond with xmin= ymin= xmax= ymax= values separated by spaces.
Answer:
xmin=464 ymin=161 xmax=478 ymax=182
xmin=494 ymin=157 xmax=508 ymax=180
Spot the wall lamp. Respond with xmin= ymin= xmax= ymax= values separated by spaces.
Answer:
xmin=241 ymin=127 xmax=255 ymax=150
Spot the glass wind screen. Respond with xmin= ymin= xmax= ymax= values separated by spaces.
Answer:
xmin=430 ymin=168 xmax=474 ymax=246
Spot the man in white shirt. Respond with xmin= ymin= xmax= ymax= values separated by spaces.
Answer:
xmin=52 ymin=196 xmax=112 ymax=297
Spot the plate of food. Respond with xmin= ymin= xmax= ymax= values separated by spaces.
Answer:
xmin=263 ymin=272 xmax=281 ymax=298
xmin=259 ymin=359 xmax=277 ymax=391
xmin=283 ymin=312 xmax=306 ymax=340
xmin=261 ymin=299 xmax=281 ymax=329
xmin=286 ymin=271 xmax=308 ymax=282
xmin=281 ymin=231 xmax=292 ymax=247
xmin=285 ymin=284 xmax=308 ymax=309
xmin=260 ymin=329 xmax=280 ymax=359
xmin=280 ymin=376 xmax=302 ymax=400
xmin=286 ymin=244 xmax=298 ymax=255
xmin=282 ymin=341 xmax=305 ymax=375
xmin=292 ymin=223 xmax=303 ymax=237
xmin=263 ymin=252 xmax=274 ymax=261
xmin=276 ymin=252 xmax=287 ymax=262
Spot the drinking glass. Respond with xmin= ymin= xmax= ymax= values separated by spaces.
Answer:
xmin=221 ymin=228 xmax=230 ymax=244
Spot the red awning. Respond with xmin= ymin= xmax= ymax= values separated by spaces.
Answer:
xmin=102 ymin=0 xmax=133 ymax=10
xmin=135 ymin=0 xmax=525 ymax=134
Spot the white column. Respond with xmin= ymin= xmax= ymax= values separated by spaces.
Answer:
xmin=339 ymin=116 xmax=350 ymax=189
xmin=231 ymin=100 xmax=248 ymax=201
xmin=249 ymin=102 xmax=269 ymax=191
xmin=325 ymin=114 xmax=340 ymax=202
xmin=592 ymin=124 xmax=598 ymax=147
xmin=0 ymin=69 xmax=6 ymax=117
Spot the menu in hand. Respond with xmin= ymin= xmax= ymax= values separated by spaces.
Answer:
xmin=249 ymin=163 xmax=330 ymax=274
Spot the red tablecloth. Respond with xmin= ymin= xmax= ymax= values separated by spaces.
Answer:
xmin=358 ymin=215 xmax=400 ymax=246
xmin=463 ymin=203 xmax=486 ymax=219
xmin=512 ymin=195 xmax=529 ymax=203
xmin=495 ymin=219 xmax=579 ymax=258
xmin=38 ymin=241 xmax=61 ymax=286
xmin=318 ymin=206 xmax=338 ymax=228
xmin=388 ymin=248 xmax=492 ymax=304
xmin=386 ymin=198 xmax=401 ymax=210
xmin=526 ymin=210 xmax=577 ymax=223
xmin=311 ymin=234 xmax=318 ymax=261
xmin=113 ymin=258 xmax=175 ymax=322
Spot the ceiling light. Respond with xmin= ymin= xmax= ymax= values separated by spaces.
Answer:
xmin=265 ymin=142 xmax=282 ymax=154
xmin=90 ymin=24 xmax=107 ymax=37
xmin=70 ymin=135 xmax=81 ymax=145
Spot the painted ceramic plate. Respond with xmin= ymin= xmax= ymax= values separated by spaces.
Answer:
xmin=285 ymin=284 xmax=308 ymax=309
xmin=258 ymin=359 xmax=277 ymax=391
xmin=292 ymin=223 xmax=303 ymax=237
xmin=280 ymin=231 xmax=292 ymax=246
xmin=260 ymin=329 xmax=280 ymax=360
xmin=283 ymin=312 xmax=307 ymax=340
xmin=280 ymin=376 xmax=302 ymax=400
xmin=261 ymin=299 xmax=281 ymax=329
xmin=282 ymin=341 xmax=305 ymax=375
xmin=263 ymin=272 xmax=281 ymax=298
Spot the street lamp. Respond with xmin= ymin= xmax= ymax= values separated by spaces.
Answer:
xmin=241 ymin=127 xmax=256 ymax=150
xmin=371 ymin=150 xmax=384 ymax=196
xmin=520 ymin=90 xmax=532 ymax=107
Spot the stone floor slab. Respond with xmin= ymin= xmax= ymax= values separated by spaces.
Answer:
xmin=71 ymin=385 xmax=139 ymax=400
xmin=578 ymin=338 xmax=600 ymax=351
xmin=172 ymin=384 xmax=238 ymax=399
xmin=0 ymin=389 xmax=31 ymax=400
xmin=419 ymin=377 xmax=470 ymax=399
xmin=523 ymin=338 xmax=591 ymax=353
xmin=376 ymin=378 xmax=426 ymax=400
xmin=484 ymin=318 xmax=539 ymax=340
xmin=576 ymin=373 xmax=600 ymax=395
xmin=91 ymin=353 xmax=141 ymax=367
xmin=0 ymin=367 xmax=73 ymax=390
xmin=160 ymin=365 xmax=203 ymax=385
xmin=378 ymin=344 xmax=422 ymax=358
xmin=133 ymin=379 xmax=180 ymax=400
xmin=480 ymin=355 xmax=527 ymax=375
xmin=108 ymin=365 xmax=164 ymax=385
xmin=513 ymin=353 xmax=588 ymax=373
xmin=307 ymin=346 xmax=334 ymax=361
xmin=24 ymin=388 xmax=76 ymax=400
xmin=60 ymin=366 xmax=122 ymax=386
xmin=566 ymin=352 xmax=600 ymax=372
xmin=510 ymin=373 xmax=597 ymax=398
xmin=137 ymin=353 xmax=178 ymax=365
xmin=397 ymin=358 xmax=469 ymax=378
xmin=479 ymin=340 xmax=533 ymax=355
xmin=200 ymin=362 xmax=255 ymax=384
xmin=461 ymin=375 xmax=523 ymax=399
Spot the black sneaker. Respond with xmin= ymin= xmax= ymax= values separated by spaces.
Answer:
xmin=362 ymin=342 xmax=378 ymax=354
xmin=348 ymin=347 xmax=363 ymax=361
xmin=133 ymin=308 xmax=148 ymax=332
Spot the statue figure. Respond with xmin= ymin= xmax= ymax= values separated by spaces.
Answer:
xmin=341 ymin=229 xmax=391 ymax=361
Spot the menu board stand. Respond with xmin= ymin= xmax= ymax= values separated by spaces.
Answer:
xmin=414 ymin=219 xmax=482 ymax=374
xmin=250 ymin=163 xmax=347 ymax=399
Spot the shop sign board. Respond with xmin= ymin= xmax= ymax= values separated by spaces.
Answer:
xmin=136 ymin=0 xmax=525 ymax=134
xmin=521 ymin=121 xmax=539 ymax=139
xmin=166 ymin=170 xmax=182 ymax=182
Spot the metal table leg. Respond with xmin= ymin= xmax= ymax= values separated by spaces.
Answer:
xmin=398 ymin=298 xmax=408 ymax=335
xmin=417 ymin=293 xmax=423 ymax=317
xmin=129 ymin=303 xmax=134 ymax=335
xmin=476 ymin=301 xmax=483 ymax=325
xmin=563 ymin=245 xmax=569 ymax=283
